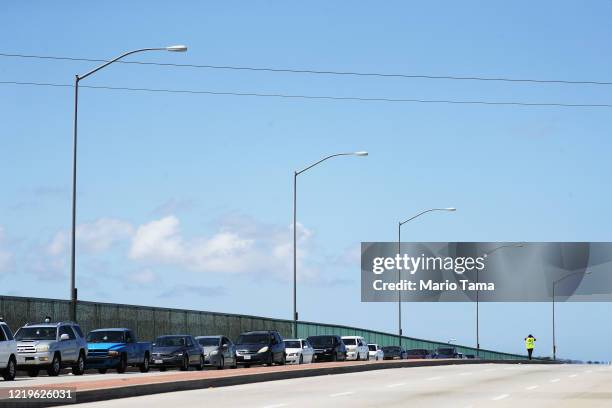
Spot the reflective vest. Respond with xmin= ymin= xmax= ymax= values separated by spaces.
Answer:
xmin=525 ymin=337 xmax=535 ymax=349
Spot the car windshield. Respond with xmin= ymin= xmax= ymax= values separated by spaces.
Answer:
xmin=284 ymin=340 xmax=301 ymax=348
xmin=408 ymin=349 xmax=426 ymax=355
xmin=155 ymin=337 xmax=185 ymax=347
xmin=198 ymin=338 xmax=220 ymax=347
xmin=308 ymin=336 xmax=335 ymax=347
xmin=87 ymin=331 xmax=125 ymax=343
xmin=368 ymin=345 xmax=377 ymax=351
xmin=438 ymin=348 xmax=454 ymax=354
xmin=342 ymin=338 xmax=357 ymax=345
xmin=383 ymin=346 xmax=399 ymax=352
xmin=236 ymin=334 xmax=270 ymax=345
xmin=15 ymin=327 xmax=57 ymax=340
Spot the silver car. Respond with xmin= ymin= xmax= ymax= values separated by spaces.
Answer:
xmin=14 ymin=321 xmax=87 ymax=377
xmin=0 ymin=320 xmax=17 ymax=381
xmin=195 ymin=335 xmax=237 ymax=369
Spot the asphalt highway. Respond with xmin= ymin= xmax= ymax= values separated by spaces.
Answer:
xmin=66 ymin=363 xmax=612 ymax=407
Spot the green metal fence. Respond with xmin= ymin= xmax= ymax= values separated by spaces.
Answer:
xmin=0 ymin=295 xmax=526 ymax=360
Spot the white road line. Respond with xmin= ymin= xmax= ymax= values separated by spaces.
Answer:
xmin=329 ymin=392 xmax=354 ymax=398
xmin=483 ymin=368 xmax=496 ymax=372
xmin=550 ymin=378 xmax=561 ymax=383
xmin=525 ymin=385 xmax=539 ymax=390
xmin=263 ymin=404 xmax=287 ymax=408
xmin=459 ymin=372 xmax=473 ymax=376
xmin=386 ymin=383 xmax=406 ymax=388
xmin=492 ymin=394 xmax=510 ymax=401
xmin=585 ymin=370 xmax=593 ymax=374
xmin=569 ymin=374 xmax=578 ymax=378
xmin=426 ymin=376 xmax=443 ymax=381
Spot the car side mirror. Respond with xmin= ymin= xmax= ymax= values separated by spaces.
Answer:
xmin=60 ymin=333 xmax=70 ymax=341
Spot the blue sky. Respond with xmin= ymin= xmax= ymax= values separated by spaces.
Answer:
xmin=1 ymin=1 xmax=611 ymax=361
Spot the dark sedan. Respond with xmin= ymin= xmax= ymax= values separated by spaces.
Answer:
xmin=405 ymin=348 xmax=433 ymax=359
xmin=151 ymin=335 xmax=204 ymax=371
xmin=434 ymin=347 xmax=459 ymax=359
xmin=382 ymin=346 xmax=406 ymax=360
xmin=234 ymin=331 xmax=285 ymax=367
xmin=307 ymin=335 xmax=346 ymax=362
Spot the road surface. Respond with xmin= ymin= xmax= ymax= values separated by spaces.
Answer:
xmin=68 ymin=363 xmax=612 ymax=407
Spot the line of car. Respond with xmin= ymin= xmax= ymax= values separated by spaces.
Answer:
xmin=0 ymin=319 xmax=473 ymax=381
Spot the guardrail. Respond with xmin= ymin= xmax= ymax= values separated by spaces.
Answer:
xmin=0 ymin=295 xmax=527 ymax=360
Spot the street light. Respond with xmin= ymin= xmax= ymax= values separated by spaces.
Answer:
xmin=476 ymin=243 xmax=524 ymax=357
xmin=292 ymin=151 xmax=368 ymax=337
xmin=69 ymin=45 xmax=188 ymax=322
xmin=397 ymin=208 xmax=456 ymax=347
xmin=552 ymin=270 xmax=591 ymax=361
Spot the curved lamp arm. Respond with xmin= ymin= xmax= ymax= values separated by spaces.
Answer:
xmin=554 ymin=270 xmax=591 ymax=286
xmin=78 ymin=45 xmax=187 ymax=81
xmin=400 ymin=208 xmax=456 ymax=226
xmin=484 ymin=243 xmax=525 ymax=257
xmin=296 ymin=151 xmax=368 ymax=175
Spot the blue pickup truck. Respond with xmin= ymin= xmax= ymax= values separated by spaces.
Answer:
xmin=85 ymin=328 xmax=151 ymax=373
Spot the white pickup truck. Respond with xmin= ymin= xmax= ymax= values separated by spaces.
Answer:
xmin=0 ymin=319 xmax=17 ymax=381
xmin=341 ymin=336 xmax=369 ymax=361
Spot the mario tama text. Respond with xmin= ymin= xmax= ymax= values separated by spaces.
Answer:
xmin=373 ymin=279 xmax=494 ymax=292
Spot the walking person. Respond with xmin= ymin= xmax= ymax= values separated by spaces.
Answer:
xmin=525 ymin=334 xmax=536 ymax=360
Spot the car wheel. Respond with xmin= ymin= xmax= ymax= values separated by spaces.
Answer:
xmin=27 ymin=368 xmax=39 ymax=377
xmin=217 ymin=356 xmax=224 ymax=370
xmin=231 ymin=355 xmax=237 ymax=369
xmin=140 ymin=353 xmax=150 ymax=373
xmin=98 ymin=368 xmax=108 ymax=374
xmin=244 ymin=364 xmax=250 ymax=368
xmin=3 ymin=357 xmax=16 ymax=381
xmin=72 ymin=351 xmax=85 ymax=376
xmin=116 ymin=355 xmax=128 ymax=374
xmin=197 ymin=355 xmax=204 ymax=371
xmin=299 ymin=354 xmax=304 ymax=365
xmin=159 ymin=367 xmax=167 ymax=372
xmin=332 ymin=353 xmax=338 ymax=362
xmin=180 ymin=355 xmax=189 ymax=371
xmin=356 ymin=352 xmax=360 ymax=361
xmin=47 ymin=353 xmax=61 ymax=376
xmin=279 ymin=353 xmax=286 ymax=365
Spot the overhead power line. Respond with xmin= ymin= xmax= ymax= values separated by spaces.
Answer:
xmin=1 ymin=80 xmax=611 ymax=108
xmin=1 ymin=52 xmax=611 ymax=87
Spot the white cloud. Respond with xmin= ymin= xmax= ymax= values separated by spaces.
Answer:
xmin=129 ymin=215 xmax=317 ymax=281
xmin=47 ymin=218 xmax=134 ymax=256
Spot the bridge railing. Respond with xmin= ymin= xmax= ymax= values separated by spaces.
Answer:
xmin=0 ymin=295 xmax=526 ymax=360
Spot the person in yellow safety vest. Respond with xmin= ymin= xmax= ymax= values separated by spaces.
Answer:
xmin=525 ymin=334 xmax=536 ymax=360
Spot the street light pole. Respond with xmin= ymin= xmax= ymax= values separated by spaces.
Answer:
xmin=69 ymin=45 xmax=187 ymax=322
xmin=397 ymin=208 xmax=456 ymax=347
xmin=476 ymin=243 xmax=524 ymax=357
xmin=552 ymin=270 xmax=591 ymax=361
xmin=292 ymin=151 xmax=368 ymax=337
